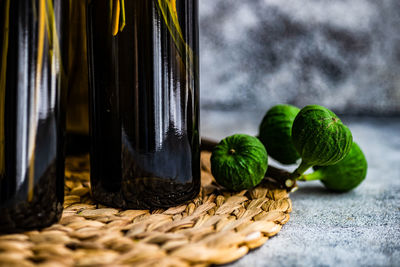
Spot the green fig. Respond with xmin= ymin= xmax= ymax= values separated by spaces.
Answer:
xmin=300 ymin=142 xmax=367 ymax=192
xmin=288 ymin=105 xmax=353 ymax=185
xmin=258 ymin=104 xmax=300 ymax=165
xmin=211 ymin=134 xmax=268 ymax=191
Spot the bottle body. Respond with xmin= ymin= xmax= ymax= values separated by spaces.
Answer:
xmin=87 ymin=0 xmax=200 ymax=209
xmin=65 ymin=0 xmax=90 ymax=155
xmin=0 ymin=0 xmax=66 ymax=233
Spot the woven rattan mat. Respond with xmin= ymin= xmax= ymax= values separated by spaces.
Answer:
xmin=0 ymin=152 xmax=292 ymax=267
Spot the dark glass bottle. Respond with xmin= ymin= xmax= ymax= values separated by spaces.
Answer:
xmin=87 ymin=0 xmax=200 ymax=209
xmin=0 ymin=0 xmax=66 ymax=233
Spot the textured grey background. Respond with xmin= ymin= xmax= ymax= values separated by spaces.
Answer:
xmin=199 ymin=0 xmax=400 ymax=115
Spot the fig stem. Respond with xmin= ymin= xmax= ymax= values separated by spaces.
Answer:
xmin=299 ymin=171 xmax=323 ymax=181
xmin=285 ymin=161 xmax=312 ymax=186
xmin=292 ymin=161 xmax=312 ymax=178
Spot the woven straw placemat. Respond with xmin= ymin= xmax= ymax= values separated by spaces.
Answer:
xmin=0 ymin=152 xmax=292 ymax=267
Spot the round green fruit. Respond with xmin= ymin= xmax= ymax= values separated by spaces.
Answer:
xmin=302 ymin=142 xmax=367 ymax=192
xmin=258 ymin=104 xmax=300 ymax=164
xmin=210 ymin=134 xmax=268 ymax=191
xmin=291 ymin=105 xmax=353 ymax=169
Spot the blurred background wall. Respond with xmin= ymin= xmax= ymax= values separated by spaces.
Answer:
xmin=199 ymin=0 xmax=400 ymax=116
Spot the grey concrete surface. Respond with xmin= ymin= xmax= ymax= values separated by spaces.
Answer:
xmin=201 ymin=111 xmax=400 ymax=267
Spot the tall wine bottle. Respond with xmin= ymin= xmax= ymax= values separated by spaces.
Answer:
xmin=87 ymin=0 xmax=200 ymax=209
xmin=0 ymin=0 xmax=66 ymax=233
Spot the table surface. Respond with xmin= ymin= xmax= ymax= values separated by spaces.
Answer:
xmin=201 ymin=110 xmax=400 ymax=267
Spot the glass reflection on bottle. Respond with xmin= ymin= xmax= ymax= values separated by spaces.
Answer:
xmin=0 ymin=0 xmax=66 ymax=233
xmin=87 ymin=0 xmax=200 ymax=209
